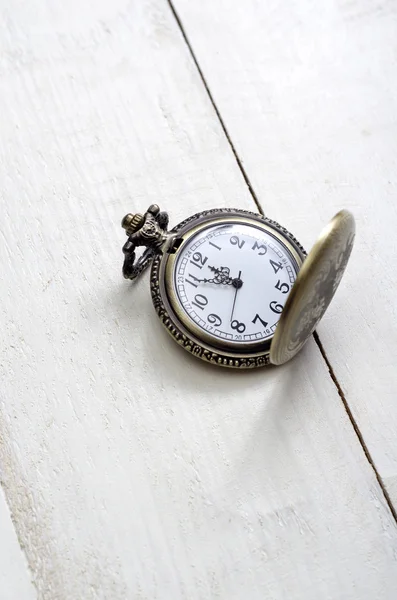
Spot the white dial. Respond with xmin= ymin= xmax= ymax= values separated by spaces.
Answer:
xmin=173 ymin=221 xmax=299 ymax=345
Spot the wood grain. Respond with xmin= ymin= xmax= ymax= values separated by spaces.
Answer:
xmin=0 ymin=0 xmax=397 ymax=598
xmin=171 ymin=0 xmax=397 ymax=506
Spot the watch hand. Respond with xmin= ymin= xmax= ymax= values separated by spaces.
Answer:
xmin=230 ymin=270 xmax=242 ymax=321
xmin=208 ymin=265 xmax=231 ymax=283
xmin=208 ymin=265 xmax=230 ymax=275
xmin=206 ymin=265 xmax=233 ymax=285
xmin=208 ymin=265 xmax=244 ymax=288
xmin=197 ymin=276 xmax=233 ymax=285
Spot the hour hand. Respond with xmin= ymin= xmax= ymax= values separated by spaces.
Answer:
xmin=208 ymin=265 xmax=244 ymax=288
xmin=194 ymin=266 xmax=232 ymax=286
xmin=205 ymin=266 xmax=233 ymax=285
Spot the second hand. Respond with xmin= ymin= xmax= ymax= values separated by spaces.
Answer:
xmin=230 ymin=270 xmax=242 ymax=322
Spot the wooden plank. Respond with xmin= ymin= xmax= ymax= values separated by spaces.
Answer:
xmin=0 ymin=487 xmax=36 ymax=599
xmin=0 ymin=0 xmax=396 ymax=598
xmin=171 ymin=0 xmax=397 ymax=506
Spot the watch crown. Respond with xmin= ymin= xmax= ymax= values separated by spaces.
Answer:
xmin=121 ymin=213 xmax=144 ymax=236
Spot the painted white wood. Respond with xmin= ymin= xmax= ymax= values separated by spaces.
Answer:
xmin=0 ymin=0 xmax=396 ymax=599
xmin=172 ymin=0 xmax=397 ymax=506
xmin=0 ymin=488 xmax=36 ymax=599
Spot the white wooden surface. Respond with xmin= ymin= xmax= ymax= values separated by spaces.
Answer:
xmin=0 ymin=0 xmax=397 ymax=599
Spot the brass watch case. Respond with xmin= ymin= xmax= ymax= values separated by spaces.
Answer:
xmin=150 ymin=208 xmax=306 ymax=369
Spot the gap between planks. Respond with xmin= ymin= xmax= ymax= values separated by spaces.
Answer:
xmin=166 ymin=0 xmax=262 ymax=214
xmin=313 ymin=332 xmax=397 ymax=524
xmin=166 ymin=0 xmax=397 ymax=527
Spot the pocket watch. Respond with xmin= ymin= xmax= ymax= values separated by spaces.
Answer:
xmin=120 ymin=205 xmax=355 ymax=368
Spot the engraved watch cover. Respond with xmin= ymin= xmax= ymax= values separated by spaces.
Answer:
xmin=269 ymin=210 xmax=355 ymax=366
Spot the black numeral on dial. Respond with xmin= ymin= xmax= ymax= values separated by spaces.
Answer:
xmin=252 ymin=313 xmax=268 ymax=328
xmin=209 ymin=241 xmax=222 ymax=251
xmin=231 ymin=319 xmax=246 ymax=333
xmin=230 ymin=236 xmax=245 ymax=249
xmin=192 ymin=294 xmax=208 ymax=310
xmin=275 ymin=280 xmax=290 ymax=294
xmin=207 ymin=313 xmax=222 ymax=327
xmin=185 ymin=273 xmax=201 ymax=288
xmin=270 ymin=301 xmax=283 ymax=314
xmin=190 ymin=252 xmax=208 ymax=269
xmin=270 ymin=259 xmax=283 ymax=274
xmin=252 ymin=241 xmax=267 ymax=255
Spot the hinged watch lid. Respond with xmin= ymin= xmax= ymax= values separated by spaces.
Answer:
xmin=270 ymin=210 xmax=355 ymax=366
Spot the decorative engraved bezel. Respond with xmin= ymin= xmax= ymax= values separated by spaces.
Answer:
xmin=150 ymin=208 xmax=306 ymax=369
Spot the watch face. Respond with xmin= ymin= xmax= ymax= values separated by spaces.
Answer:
xmin=172 ymin=220 xmax=300 ymax=347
